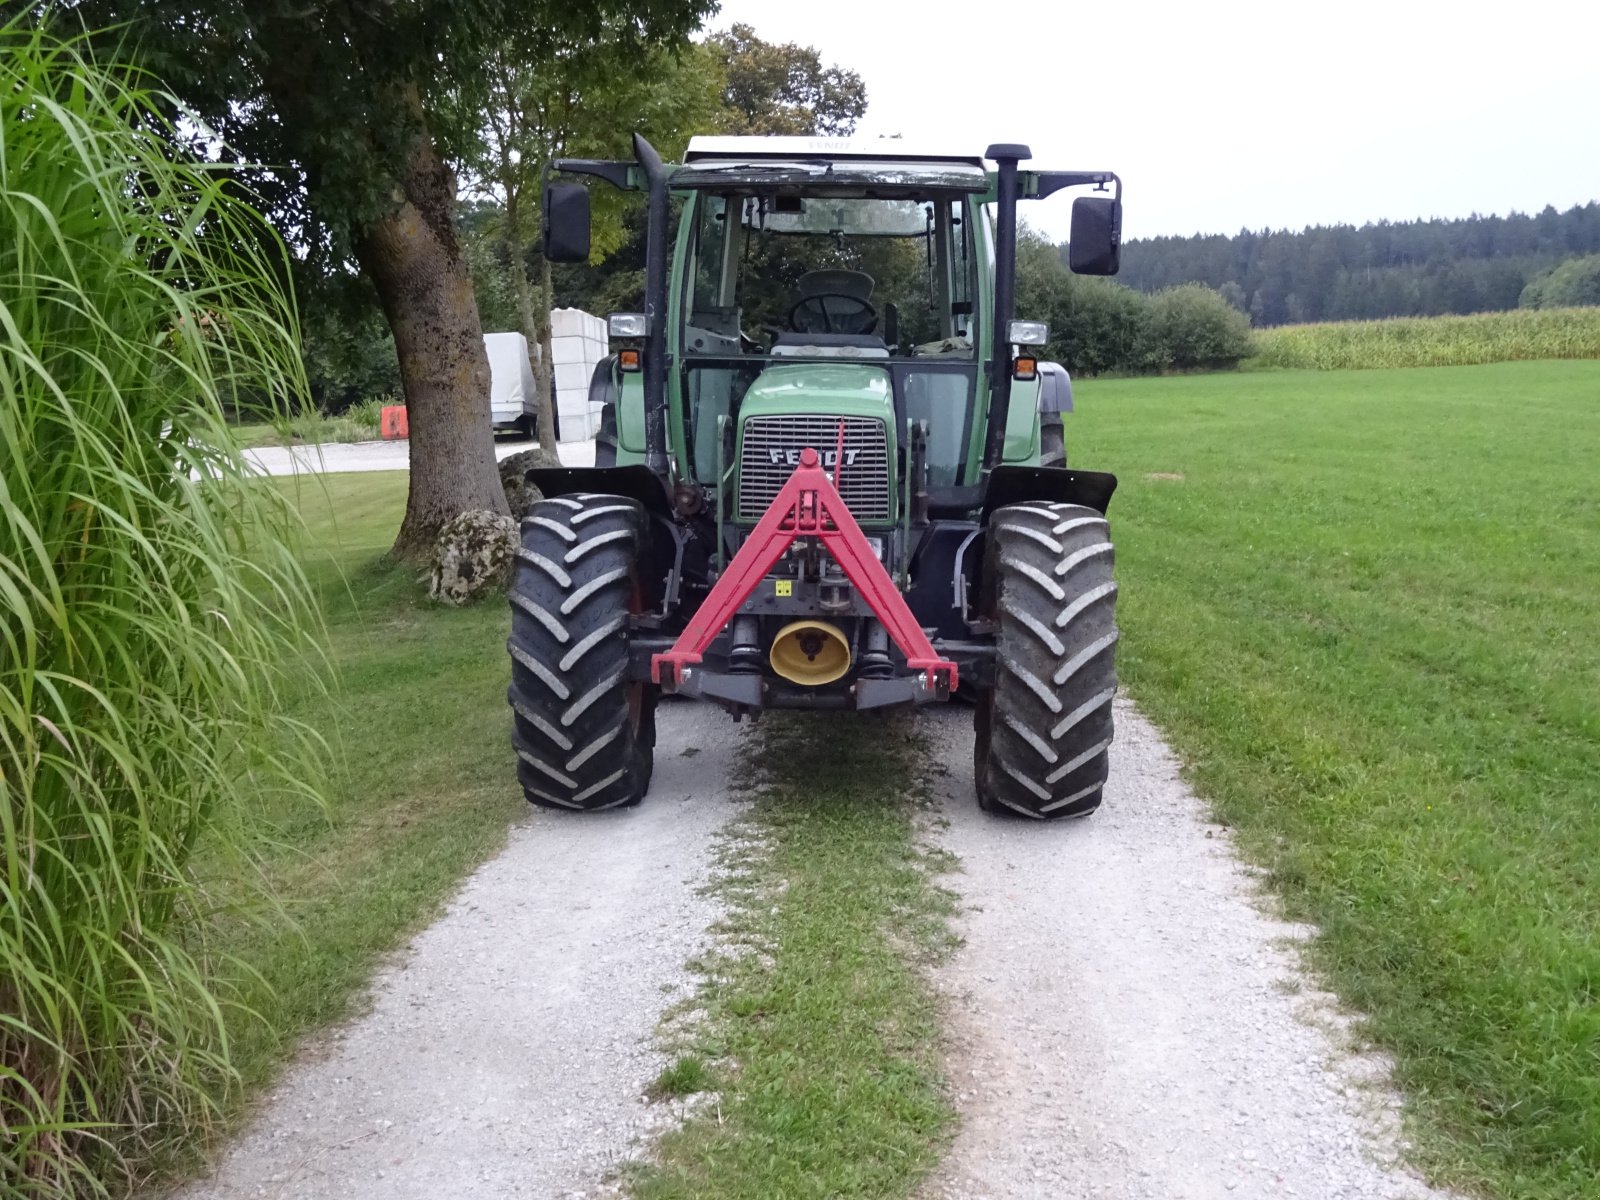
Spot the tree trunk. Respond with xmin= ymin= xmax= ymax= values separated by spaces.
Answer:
xmin=503 ymin=186 xmax=560 ymax=468
xmin=353 ymin=115 xmax=509 ymax=560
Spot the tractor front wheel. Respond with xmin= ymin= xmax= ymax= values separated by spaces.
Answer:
xmin=506 ymin=494 xmax=656 ymax=811
xmin=974 ymin=502 xmax=1118 ymax=819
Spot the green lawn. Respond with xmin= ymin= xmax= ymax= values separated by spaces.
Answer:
xmin=185 ymin=361 xmax=1600 ymax=1198
xmin=180 ymin=473 xmax=521 ymax=1173
xmin=1071 ymin=361 xmax=1600 ymax=1198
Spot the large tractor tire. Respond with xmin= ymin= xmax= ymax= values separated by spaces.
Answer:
xmin=506 ymin=494 xmax=656 ymax=811
xmin=974 ymin=502 xmax=1118 ymax=819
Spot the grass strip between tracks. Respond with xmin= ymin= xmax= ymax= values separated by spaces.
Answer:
xmin=631 ymin=712 xmax=958 ymax=1200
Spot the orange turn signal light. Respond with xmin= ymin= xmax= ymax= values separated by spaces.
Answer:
xmin=618 ymin=348 xmax=641 ymax=372
xmin=1013 ymin=355 xmax=1038 ymax=381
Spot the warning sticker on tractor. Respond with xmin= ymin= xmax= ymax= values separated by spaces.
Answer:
xmin=774 ymin=579 xmax=793 ymax=597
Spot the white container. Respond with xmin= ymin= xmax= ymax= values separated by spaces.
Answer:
xmin=482 ymin=332 xmax=537 ymax=431
xmin=548 ymin=308 xmax=610 ymax=441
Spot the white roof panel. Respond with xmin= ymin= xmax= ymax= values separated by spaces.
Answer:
xmin=684 ymin=136 xmax=986 ymax=167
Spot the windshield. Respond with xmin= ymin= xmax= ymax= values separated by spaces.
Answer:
xmin=684 ymin=191 xmax=978 ymax=351
xmin=678 ymin=190 xmax=981 ymax=487
xmin=742 ymin=195 xmax=930 ymax=237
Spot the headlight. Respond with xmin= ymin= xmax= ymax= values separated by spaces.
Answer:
xmin=1006 ymin=319 xmax=1049 ymax=346
xmin=607 ymin=312 xmax=650 ymax=339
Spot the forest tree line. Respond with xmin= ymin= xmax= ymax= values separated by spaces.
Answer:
xmin=1100 ymin=203 xmax=1600 ymax=326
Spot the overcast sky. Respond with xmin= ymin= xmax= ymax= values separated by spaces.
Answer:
xmin=711 ymin=0 xmax=1600 ymax=241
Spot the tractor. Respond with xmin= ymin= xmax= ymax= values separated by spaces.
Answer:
xmin=508 ymin=135 xmax=1123 ymax=820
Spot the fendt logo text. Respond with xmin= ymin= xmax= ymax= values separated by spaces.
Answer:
xmin=768 ymin=448 xmax=859 ymax=468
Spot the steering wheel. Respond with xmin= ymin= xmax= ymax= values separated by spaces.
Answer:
xmin=787 ymin=293 xmax=879 ymax=335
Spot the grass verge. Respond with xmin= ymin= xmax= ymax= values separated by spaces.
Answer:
xmin=171 ymin=471 xmax=521 ymax=1179
xmin=1249 ymin=306 xmax=1600 ymax=370
xmin=630 ymin=712 xmax=957 ymax=1200
xmin=1074 ymin=360 xmax=1600 ymax=1199
xmin=231 ymin=397 xmax=387 ymax=449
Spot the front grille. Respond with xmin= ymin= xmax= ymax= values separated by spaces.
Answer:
xmin=738 ymin=415 xmax=891 ymax=522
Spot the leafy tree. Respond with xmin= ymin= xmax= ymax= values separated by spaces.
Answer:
xmin=82 ymin=0 xmax=712 ymax=558
xmin=534 ymin=26 xmax=871 ymax=320
xmin=464 ymin=33 xmax=720 ymax=464
xmin=707 ymin=23 xmax=867 ymax=136
xmin=1521 ymin=254 xmax=1600 ymax=309
xmin=300 ymin=272 xmax=404 ymax=413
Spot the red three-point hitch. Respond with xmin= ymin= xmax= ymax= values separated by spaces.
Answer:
xmin=651 ymin=447 xmax=959 ymax=695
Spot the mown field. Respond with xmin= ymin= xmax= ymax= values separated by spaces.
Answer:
xmin=1250 ymin=306 xmax=1600 ymax=370
xmin=1074 ymin=360 xmax=1600 ymax=1199
xmin=187 ymin=359 xmax=1598 ymax=1199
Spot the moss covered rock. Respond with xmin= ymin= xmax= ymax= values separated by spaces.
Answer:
xmin=429 ymin=510 xmax=517 ymax=605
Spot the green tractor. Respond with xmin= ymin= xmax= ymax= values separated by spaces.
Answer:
xmin=509 ymin=135 xmax=1123 ymax=819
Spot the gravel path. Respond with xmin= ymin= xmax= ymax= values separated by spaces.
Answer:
xmin=243 ymin=437 xmax=595 ymax=476
xmin=177 ymin=702 xmax=744 ymax=1200
xmin=923 ymin=700 xmax=1459 ymax=1200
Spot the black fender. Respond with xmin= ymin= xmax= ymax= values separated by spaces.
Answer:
xmin=526 ymin=465 xmax=674 ymax=518
xmin=980 ymin=465 xmax=1117 ymax=519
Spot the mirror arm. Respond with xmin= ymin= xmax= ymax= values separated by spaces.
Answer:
xmin=1028 ymin=171 xmax=1122 ymax=202
xmin=549 ymin=158 xmax=637 ymax=191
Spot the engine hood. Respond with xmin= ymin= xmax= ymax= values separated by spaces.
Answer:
xmin=734 ymin=362 xmax=897 ymax=526
xmin=738 ymin=362 xmax=894 ymax=423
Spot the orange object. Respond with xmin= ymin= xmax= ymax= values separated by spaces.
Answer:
xmin=380 ymin=404 xmax=409 ymax=440
xmin=618 ymin=348 xmax=641 ymax=372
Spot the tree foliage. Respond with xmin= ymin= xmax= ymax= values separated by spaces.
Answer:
xmin=1019 ymin=231 xmax=1253 ymax=374
xmin=707 ymin=23 xmax=867 ymax=136
xmin=79 ymin=0 xmax=714 ymax=556
xmin=1113 ymin=203 xmax=1600 ymax=326
xmin=540 ymin=24 xmax=870 ymax=321
xmin=1520 ymin=254 xmax=1600 ymax=309
xmin=461 ymin=27 xmax=720 ymax=459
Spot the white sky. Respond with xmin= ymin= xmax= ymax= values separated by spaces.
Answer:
xmin=711 ymin=0 xmax=1600 ymax=241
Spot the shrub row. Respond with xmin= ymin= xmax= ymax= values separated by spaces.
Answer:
xmin=1249 ymin=307 xmax=1600 ymax=371
xmin=1018 ymin=235 xmax=1256 ymax=375
xmin=1520 ymin=254 xmax=1600 ymax=309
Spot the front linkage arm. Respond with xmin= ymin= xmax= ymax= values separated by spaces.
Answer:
xmin=651 ymin=447 xmax=959 ymax=698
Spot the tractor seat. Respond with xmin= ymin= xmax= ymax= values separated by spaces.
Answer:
xmin=770 ymin=331 xmax=890 ymax=359
xmin=797 ymin=269 xmax=875 ymax=300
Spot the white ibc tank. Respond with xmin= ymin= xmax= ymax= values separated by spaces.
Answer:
xmin=549 ymin=308 xmax=609 ymax=442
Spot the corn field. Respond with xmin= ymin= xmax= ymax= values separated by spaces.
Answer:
xmin=1250 ymin=307 xmax=1600 ymax=371
xmin=0 ymin=21 xmax=324 ymax=1195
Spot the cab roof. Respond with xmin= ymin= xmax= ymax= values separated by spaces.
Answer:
xmin=683 ymin=136 xmax=987 ymax=167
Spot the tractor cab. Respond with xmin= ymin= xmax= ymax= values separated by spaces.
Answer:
xmin=670 ymin=141 xmax=988 ymax=509
xmin=512 ymin=136 xmax=1127 ymax=820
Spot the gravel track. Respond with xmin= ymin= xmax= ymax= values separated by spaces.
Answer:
xmin=924 ymin=700 xmax=1459 ymax=1200
xmin=176 ymin=702 xmax=743 ymax=1200
xmin=242 ymin=437 xmax=594 ymax=476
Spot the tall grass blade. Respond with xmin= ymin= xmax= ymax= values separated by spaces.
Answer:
xmin=0 ymin=17 xmax=325 ymax=1195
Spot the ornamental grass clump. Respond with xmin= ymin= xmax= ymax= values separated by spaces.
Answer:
xmin=0 ymin=20 xmax=325 ymax=1195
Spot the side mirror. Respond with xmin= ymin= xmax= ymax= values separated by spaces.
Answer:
xmin=1068 ymin=196 xmax=1121 ymax=276
xmin=542 ymin=182 xmax=591 ymax=263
